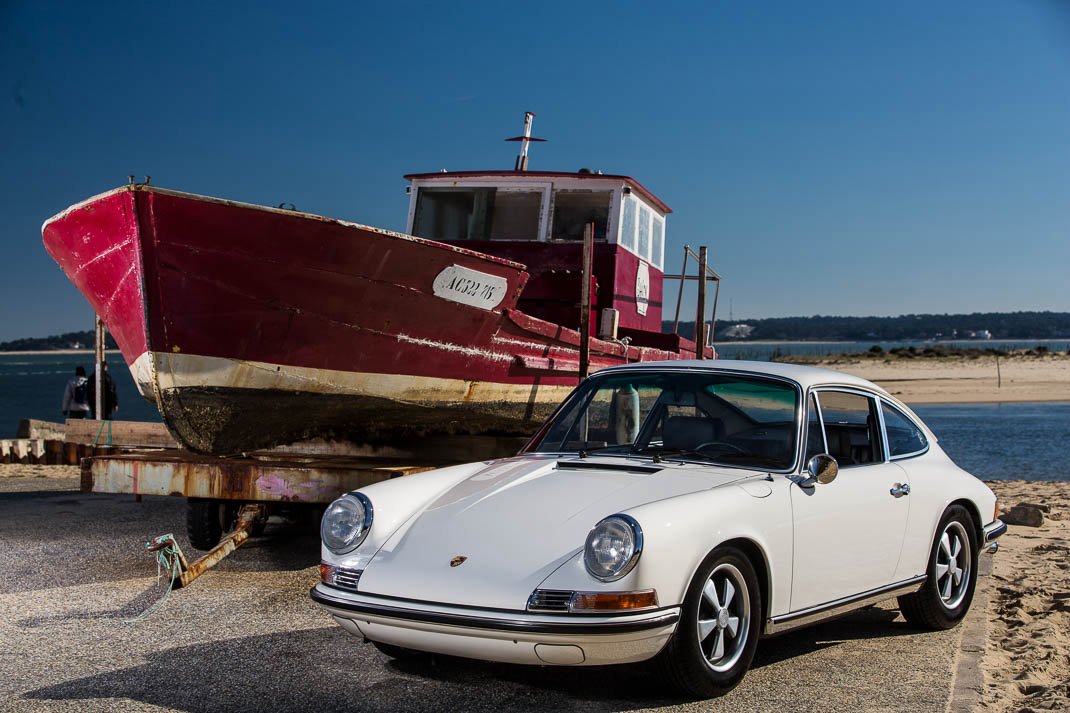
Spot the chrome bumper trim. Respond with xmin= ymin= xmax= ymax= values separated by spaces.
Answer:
xmin=983 ymin=519 xmax=1007 ymax=544
xmin=311 ymin=586 xmax=680 ymax=636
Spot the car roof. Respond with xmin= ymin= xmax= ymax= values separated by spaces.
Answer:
xmin=598 ymin=359 xmax=891 ymax=396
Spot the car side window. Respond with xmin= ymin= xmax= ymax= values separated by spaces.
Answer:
xmin=804 ymin=393 xmax=826 ymax=461
xmin=815 ymin=391 xmax=884 ymax=467
xmin=881 ymin=402 xmax=928 ymax=458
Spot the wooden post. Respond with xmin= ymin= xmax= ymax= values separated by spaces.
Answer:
xmin=695 ymin=246 xmax=708 ymax=359
xmin=94 ymin=315 xmax=105 ymax=419
xmin=996 ymin=355 xmax=1001 ymax=388
xmin=578 ymin=222 xmax=594 ymax=379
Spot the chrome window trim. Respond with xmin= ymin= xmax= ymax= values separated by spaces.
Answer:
xmin=878 ymin=398 xmax=931 ymax=461
xmin=805 ymin=391 xmax=829 ymax=459
xmin=524 ymin=366 xmax=805 ymax=475
xmin=807 ymin=386 xmax=887 ymax=469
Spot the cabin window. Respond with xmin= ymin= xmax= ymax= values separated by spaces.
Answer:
xmin=551 ymin=190 xmax=611 ymax=241
xmin=620 ymin=195 xmax=637 ymax=251
xmin=651 ymin=215 xmax=664 ymax=268
xmin=413 ymin=187 xmax=542 ymax=241
xmin=638 ymin=205 xmax=651 ymax=260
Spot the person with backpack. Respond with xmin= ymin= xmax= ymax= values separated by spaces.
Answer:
xmin=62 ymin=366 xmax=92 ymax=419
xmin=87 ymin=362 xmax=119 ymax=419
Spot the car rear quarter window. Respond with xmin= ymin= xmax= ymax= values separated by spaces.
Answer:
xmin=881 ymin=402 xmax=928 ymax=459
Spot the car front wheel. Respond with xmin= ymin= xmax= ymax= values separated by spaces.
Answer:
xmin=656 ymin=546 xmax=761 ymax=697
xmin=898 ymin=505 xmax=978 ymax=629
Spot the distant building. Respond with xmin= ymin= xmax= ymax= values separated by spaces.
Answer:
xmin=719 ymin=323 xmax=756 ymax=340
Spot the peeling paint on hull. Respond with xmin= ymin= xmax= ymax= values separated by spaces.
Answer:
xmin=43 ymin=185 xmax=706 ymax=455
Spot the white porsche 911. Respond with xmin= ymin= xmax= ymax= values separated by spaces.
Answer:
xmin=311 ymin=361 xmax=1006 ymax=697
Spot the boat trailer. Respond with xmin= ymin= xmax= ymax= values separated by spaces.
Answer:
xmin=80 ymin=437 xmax=526 ymax=586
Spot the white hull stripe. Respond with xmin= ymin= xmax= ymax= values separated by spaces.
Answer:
xmin=131 ymin=352 xmax=574 ymax=405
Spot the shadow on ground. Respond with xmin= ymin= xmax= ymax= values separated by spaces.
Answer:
xmin=25 ymin=606 xmax=918 ymax=713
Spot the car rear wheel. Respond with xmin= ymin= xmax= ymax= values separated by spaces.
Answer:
xmin=656 ymin=546 xmax=761 ymax=698
xmin=898 ymin=505 xmax=978 ymax=629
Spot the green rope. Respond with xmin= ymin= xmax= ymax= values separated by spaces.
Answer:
xmin=91 ymin=419 xmax=113 ymax=446
xmin=123 ymin=533 xmax=181 ymax=623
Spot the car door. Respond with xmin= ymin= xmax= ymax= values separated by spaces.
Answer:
xmin=789 ymin=389 xmax=911 ymax=611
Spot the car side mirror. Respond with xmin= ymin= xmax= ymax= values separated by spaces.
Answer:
xmin=803 ymin=454 xmax=839 ymax=487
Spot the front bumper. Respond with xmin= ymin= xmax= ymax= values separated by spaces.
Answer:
xmin=310 ymin=584 xmax=680 ymax=666
xmin=983 ymin=518 xmax=1007 ymax=553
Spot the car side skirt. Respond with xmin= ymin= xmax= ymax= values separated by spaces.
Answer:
xmin=764 ymin=575 xmax=928 ymax=636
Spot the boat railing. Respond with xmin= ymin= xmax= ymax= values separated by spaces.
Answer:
xmin=664 ymin=246 xmax=722 ymax=358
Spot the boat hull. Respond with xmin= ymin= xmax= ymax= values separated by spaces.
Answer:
xmin=43 ymin=186 xmax=704 ymax=455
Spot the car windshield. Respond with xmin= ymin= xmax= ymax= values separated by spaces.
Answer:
xmin=528 ymin=370 xmax=800 ymax=470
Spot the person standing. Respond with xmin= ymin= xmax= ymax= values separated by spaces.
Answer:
xmin=87 ymin=362 xmax=119 ymax=420
xmin=62 ymin=366 xmax=92 ymax=419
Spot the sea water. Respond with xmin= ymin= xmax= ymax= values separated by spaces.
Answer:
xmin=0 ymin=352 xmax=160 ymax=434
xmin=1 ymin=352 xmax=1067 ymax=481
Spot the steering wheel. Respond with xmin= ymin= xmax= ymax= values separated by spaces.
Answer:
xmin=695 ymin=441 xmax=747 ymax=455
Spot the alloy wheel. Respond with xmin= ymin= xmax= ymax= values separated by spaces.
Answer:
xmin=936 ymin=520 xmax=971 ymax=610
xmin=696 ymin=562 xmax=751 ymax=673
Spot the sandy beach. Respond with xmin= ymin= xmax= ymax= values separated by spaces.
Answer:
xmin=792 ymin=353 xmax=1070 ymax=404
xmin=980 ymin=481 xmax=1070 ymax=712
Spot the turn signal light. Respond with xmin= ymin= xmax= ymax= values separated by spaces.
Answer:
xmin=994 ymin=500 xmax=1000 ymax=522
xmin=570 ymin=589 xmax=658 ymax=611
xmin=320 ymin=563 xmax=336 ymax=584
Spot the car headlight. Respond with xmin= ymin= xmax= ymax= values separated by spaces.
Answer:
xmin=584 ymin=514 xmax=643 ymax=582
xmin=321 ymin=493 xmax=373 ymax=554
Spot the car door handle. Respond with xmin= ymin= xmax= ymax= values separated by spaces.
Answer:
xmin=890 ymin=483 xmax=911 ymax=498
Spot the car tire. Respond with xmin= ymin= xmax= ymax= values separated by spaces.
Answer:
xmin=656 ymin=546 xmax=761 ymax=698
xmin=898 ymin=504 xmax=978 ymax=630
xmin=186 ymin=498 xmax=233 ymax=551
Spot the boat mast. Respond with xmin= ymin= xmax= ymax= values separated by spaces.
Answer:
xmin=505 ymin=111 xmax=546 ymax=171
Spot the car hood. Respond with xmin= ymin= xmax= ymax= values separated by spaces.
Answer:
xmin=358 ymin=456 xmax=754 ymax=609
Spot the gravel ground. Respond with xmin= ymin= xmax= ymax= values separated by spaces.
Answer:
xmin=0 ymin=476 xmax=975 ymax=713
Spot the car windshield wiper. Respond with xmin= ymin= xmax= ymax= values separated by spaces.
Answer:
xmin=632 ymin=446 xmax=718 ymax=463
xmin=576 ymin=445 xmax=637 ymax=458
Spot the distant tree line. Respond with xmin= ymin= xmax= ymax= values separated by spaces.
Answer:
xmin=4 ymin=311 xmax=1068 ymax=351
xmin=668 ymin=311 xmax=1070 ymax=342
xmin=0 ymin=330 xmax=118 ymax=352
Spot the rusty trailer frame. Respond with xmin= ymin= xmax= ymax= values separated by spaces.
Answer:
xmin=81 ymin=449 xmax=453 ymax=588
xmin=81 ymin=449 xmax=442 ymax=503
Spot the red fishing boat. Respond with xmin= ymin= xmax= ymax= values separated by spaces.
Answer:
xmin=42 ymin=114 xmax=717 ymax=455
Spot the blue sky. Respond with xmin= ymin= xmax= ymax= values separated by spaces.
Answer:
xmin=2 ymin=0 xmax=1068 ymax=341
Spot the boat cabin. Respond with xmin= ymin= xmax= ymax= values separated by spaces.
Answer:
xmin=404 ymin=170 xmax=671 ymax=339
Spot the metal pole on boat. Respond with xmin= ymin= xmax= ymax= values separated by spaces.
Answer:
xmin=94 ymin=315 xmax=105 ymax=419
xmin=709 ymin=267 xmax=721 ymax=356
xmin=695 ymin=247 xmax=708 ymax=359
xmin=672 ymin=246 xmax=689 ymax=336
xmin=579 ymin=222 xmax=594 ymax=379
xmin=506 ymin=112 xmax=545 ymax=171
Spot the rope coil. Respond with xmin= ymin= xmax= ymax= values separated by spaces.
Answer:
xmin=123 ymin=533 xmax=182 ymax=623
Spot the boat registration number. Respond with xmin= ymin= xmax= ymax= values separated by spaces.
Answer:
xmin=432 ymin=265 xmax=509 ymax=311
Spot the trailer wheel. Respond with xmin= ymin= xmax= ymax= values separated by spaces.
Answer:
xmin=186 ymin=498 xmax=233 ymax=550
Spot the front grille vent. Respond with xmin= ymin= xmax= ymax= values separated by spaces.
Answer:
xmin=527 ymin=589 xmax=575 ymax=612
xmin=331 ymin=567 xmax=362 ymax=592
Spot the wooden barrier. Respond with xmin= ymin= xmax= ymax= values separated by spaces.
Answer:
xmin=63 ymin=419 xmax=177 ymax=448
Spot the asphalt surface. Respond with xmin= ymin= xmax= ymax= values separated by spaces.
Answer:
xmin=0 ymin=477 xmax=973 ymax=713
